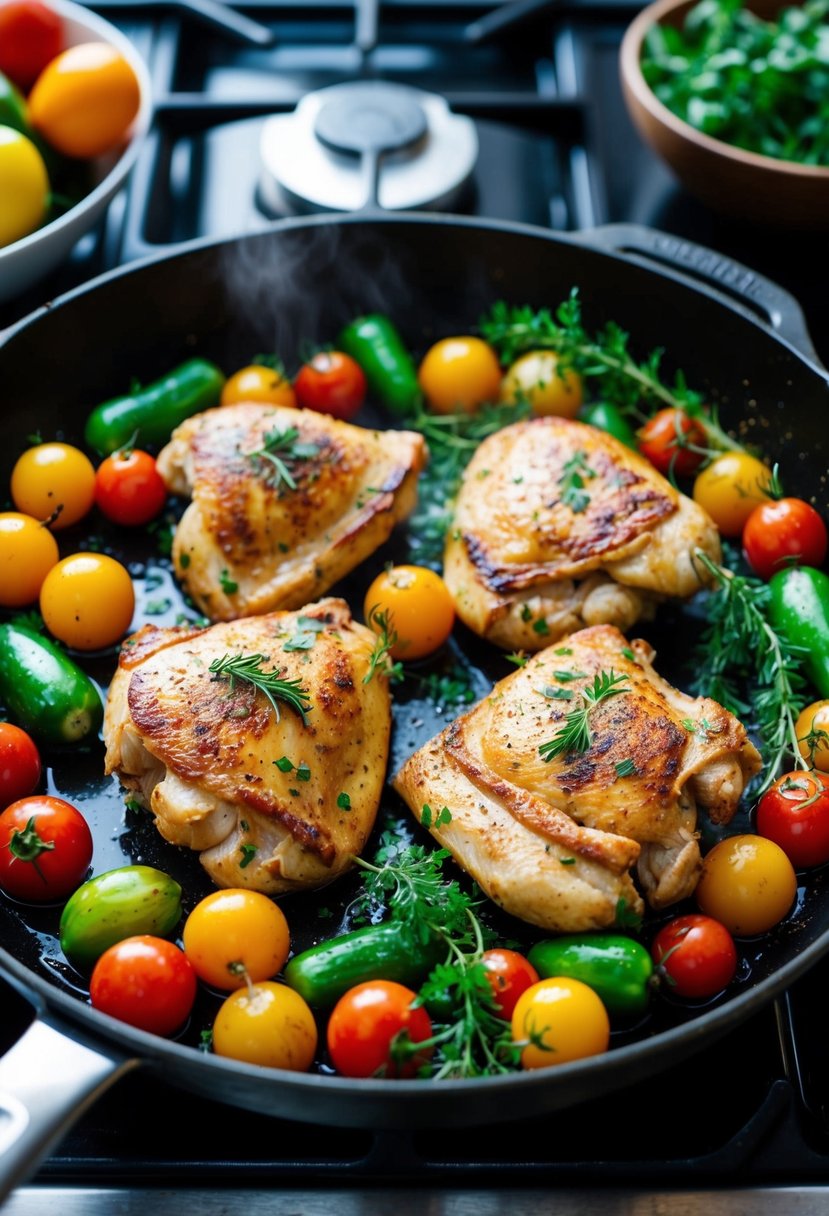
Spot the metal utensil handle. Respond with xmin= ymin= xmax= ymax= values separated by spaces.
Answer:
xmin=0 ymin=1017 xmax=135 ymax=1204
xmin=577 ymin=223 xmax=822 ymax=368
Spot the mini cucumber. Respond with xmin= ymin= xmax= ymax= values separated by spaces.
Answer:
xmin=0 ymin=623 xmax=103 ymax=746
xmin=284 ymin=921 xmax=446 ymax=1009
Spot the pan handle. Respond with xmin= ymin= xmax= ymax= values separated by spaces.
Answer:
xmin=575 ymin=223 xmax=823 ymax=369
xmin=0 ymin=1013 xmax=137 ymax=1203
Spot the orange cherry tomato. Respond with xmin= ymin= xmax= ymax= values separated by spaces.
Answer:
xmin=0 ymin=512 xmax=59 ymax=606
xmin=499 ymin=350 xmax=583 ymax=418
xmin=40 ymin=552 xmax=135 ymax=650
xmin=183 ymin=889 xmax=290 ymax=991
xmin=692 ymin=452 xmax=772 ymax=537
xmin=418 ymin=336 xmax=502 ymax=414
xmin=28 ymin=41 xmax=141 ymax=159
xmin=221 ymin=363 xmax=297 ymax=408
xmin=364 ymin=564 xmax=455 ymax=661
xmin=796 ymin=700 xmax=829 ymax=773
xmin=10 ymin=443 xmax=96 ymax=530
xmin=213 ymin=981 xmax=317 ymax=1071
xmin=511 ymin=977 xmax=610 ymax=1070
xmin=696 ymin=834 xmax=797 ymax=936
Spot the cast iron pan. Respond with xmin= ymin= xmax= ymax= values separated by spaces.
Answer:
xmin=1 ymin=215 xmax=828 ymax=1198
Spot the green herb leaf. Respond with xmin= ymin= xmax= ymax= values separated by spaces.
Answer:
xmin=539 ymin=669 xmax=631 ymax=762
xmin=209 ymin=653 xmax=312 ymax=724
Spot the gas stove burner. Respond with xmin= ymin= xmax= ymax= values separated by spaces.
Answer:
xmin=314 ymin=84 xmax=428 ymax=158
xmin=259 ymin=82 xmax=478 ymax=214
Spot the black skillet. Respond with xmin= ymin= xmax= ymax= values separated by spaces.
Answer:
xmin=1 ymin=214 xmax=828 ymax=1199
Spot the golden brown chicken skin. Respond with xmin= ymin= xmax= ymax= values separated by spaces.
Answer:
xmin=157 ymin=402 xmax=427 ymax=621
xmin=103 ymin=599 xmax=391 ymax=895
xmin=394 ymin=624 xmax=760 ymax=933
xmin=444 ymin=416 xmax=720 ymax=650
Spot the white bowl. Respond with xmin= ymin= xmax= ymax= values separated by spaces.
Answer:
xmin=0 ymin=0 xmax=152 ymax=303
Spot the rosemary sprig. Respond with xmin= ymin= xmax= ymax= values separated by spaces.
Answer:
xmin=208 ymin=652 xmax=312 ymax=724
xmin=538 ymin=669 xmax=631 ymax=762
xmin=690 ymin=549 xmax=809 ymax=794
xmin=352 ymin=836 xmax=518 ymax=1078
xmin=479 ymin=292 xmax=742 ymax=452
xmin=247 ymin=426 xmax=320 ymax=492
xmin=363 ymin=606 xmax=404 ymax=684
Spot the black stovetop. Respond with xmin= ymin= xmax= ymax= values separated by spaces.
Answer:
xmin=4 ymin=0 xmax=829 ymax=1195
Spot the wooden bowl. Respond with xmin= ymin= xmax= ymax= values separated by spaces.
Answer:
xmin=620 ymin=0 xmax=829 ymax=228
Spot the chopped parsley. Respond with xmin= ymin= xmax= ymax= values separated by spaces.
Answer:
xmin=219 ymin=569 xmax=238 ymax=595
xmin=239 ymin=843 xmax=257 ymax=869
xmin=337 ymin=792 xmax=352 ymax=811
xmin=558 ymin=450 xmax=596 ymax=513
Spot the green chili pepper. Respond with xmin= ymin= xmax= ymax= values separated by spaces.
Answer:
xmin=0 ymin=623 xmax=103 ymax=747
xmin=284 ymin=920 xmax=445 ymax=1008
xmin=528 ymin=933 xmax=654 ymax=1018
xmin=769 ymin=565 xmax=829 ymax=698
xmin=338 ymin=314 xmax=422 ymax=415
xmin=580 ymin=403 xmax=638 ymax=450
xmin=84 ymin=358 xmax=226 ymax=454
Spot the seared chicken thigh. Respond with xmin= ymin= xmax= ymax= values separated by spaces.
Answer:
xmin=157 ymin=402 xmax=426 ymax=621
xmin=444 ymin=416 xmax=720 ymax=650
xmin=394 ymin=624 xmax=761 ymax=933
xmin=104 ymin=599 xmax=391 ymax=895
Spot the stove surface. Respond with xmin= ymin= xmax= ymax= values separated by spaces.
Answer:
xmin=2 ymin=0 xmax=829 ymax=1204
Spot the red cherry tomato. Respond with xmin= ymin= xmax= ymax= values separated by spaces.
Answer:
xmin=652 ymin=913 xmax=738 ymax=999
xmin=637 ymin=408 xmax=708 ymax=479
xmin=0 ymin=795 xmax=92 ymax=902
xmin=742 ymin=498 xmax=828 ymax=582
xmin=90 ymin=936 xmax=197 ymax=1036
xmin=0 ymin=723 xmax=41 ymax=809
xmin=481 ymin=949 xmax=540 ymax=1020
xmin=94 ymin=448 xmax=168 ymax=527
xmin=755 ymin=770 xmax=829 ymax=868
xmin=293 ymin=351 xmax=367 ymax=420
xmin=0 ymin=0 xmax=63 ymax=92
xmin=326 ymin=980 xmax=434 ymax=1078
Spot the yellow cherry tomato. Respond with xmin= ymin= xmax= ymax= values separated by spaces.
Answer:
xmin=0 ymin=125 xmax=49 ymax=248
xmin=696 ymin=834 xmax=797 ymax=936
xmin=0 ymin=512 xmax=59 ymax=607
xmin=364 ymin=564 xmax=455 ymax=661
xmin=692 ymin=452 xmax=772 ymax=537
xmin=220 ymin=363 xmax=297 ymax=408
xmin=213 ymin=981 xmax=318 ymax=1071
xmin=796 ymin=700 xmax=829 ymax=773
xmin=511 ymin=977 xmax=610 ymax=1070
xmin=183 ymin=889 xmax=290 ymax=991
xmin=417 ymin=336 xmax=502 ymax=414
xmin=10 ymin=442 xmax=96 ymax=530
xmin=499 ymin=350 xmax=583 ymax=418
xmin=28 ymin=41 xmax=140 ymax=159
xmin=39 ymin=553 xmax=135 ymax=650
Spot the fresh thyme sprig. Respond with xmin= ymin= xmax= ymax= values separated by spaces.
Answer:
xmin=479 ymin=292 xmax=742 ymax=452
xmin=363 ymin=606 xmax=405 ymax=684
xmin=247 ymin=426 xmax=320 ymax=492
xmin=351 ymin=835 xmax=519 ymax=1077
xmin=690 ymin=549 xmax=809 ymax=794
xmin=208 ymin=652 xmax=313 ymax=724
xmin=538 ymin=669 xmax=631 ymax=762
